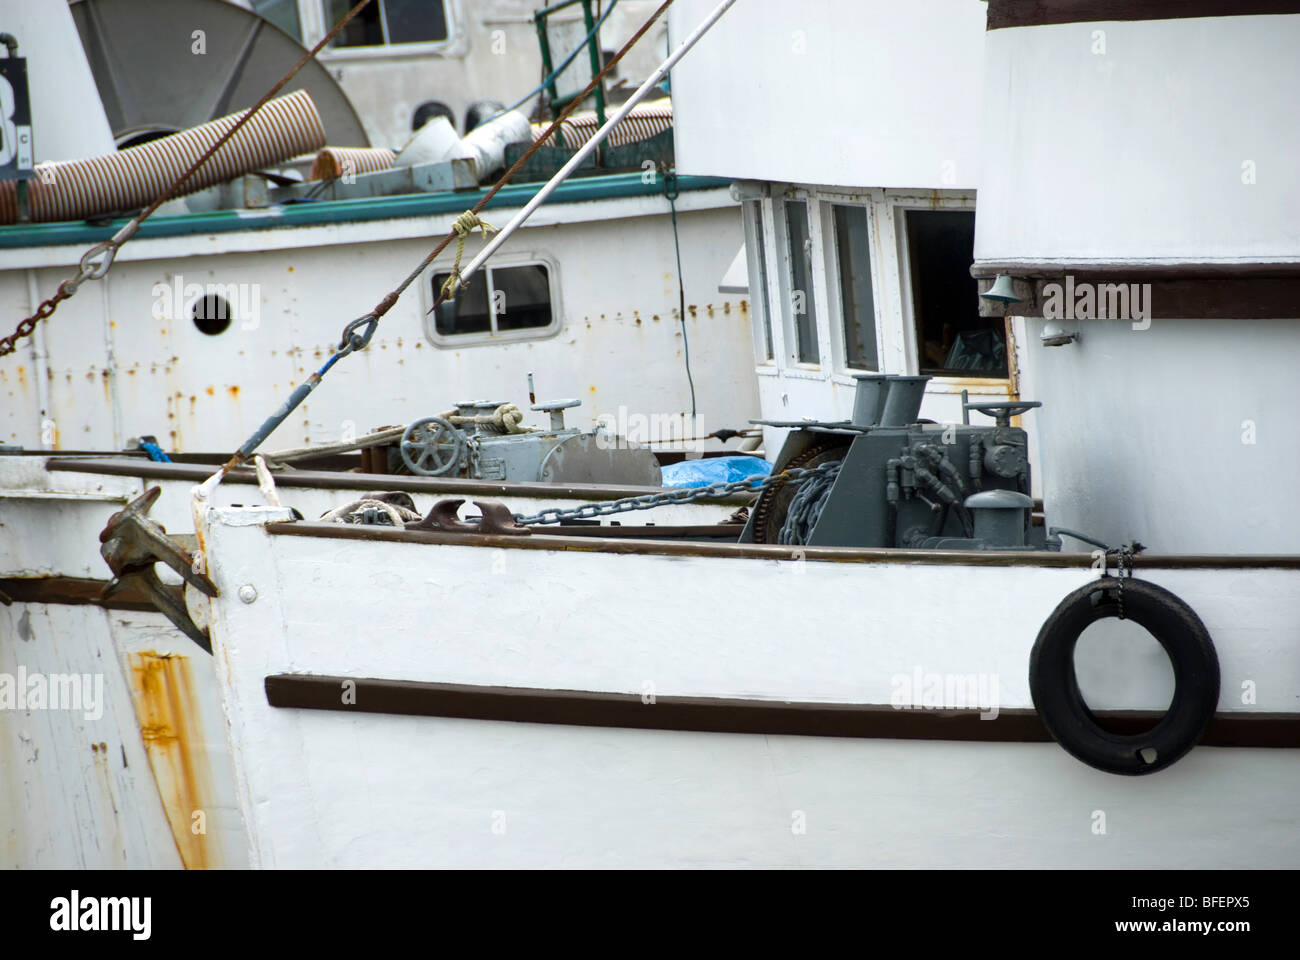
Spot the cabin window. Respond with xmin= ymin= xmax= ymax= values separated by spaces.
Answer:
xmin=829 ymin=204 xmax=879 ymax=371
xmin=326 ymin=0 xmax=449 ymax=47
xmin=783 ymin=199 xmax=819 ymax=364
xmin=905 ymin=210 xmax=1006 ymax=378
xmin=427 ymin=263 xmax=557 ymax=344
xmin=252 ymin=0 xmax=302 ymax=40
xmin=742 ymin=200 xmax=773 ymax=362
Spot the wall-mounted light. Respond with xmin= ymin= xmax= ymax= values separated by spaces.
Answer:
xmin=979 ymin=273 xmax=1022 ymax=304
xmin=1040 ymin=321 xmax=1080 ymax=347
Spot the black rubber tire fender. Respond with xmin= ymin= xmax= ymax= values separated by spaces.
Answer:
xmin=1029 ymin=577 xmax=1220 ymax=776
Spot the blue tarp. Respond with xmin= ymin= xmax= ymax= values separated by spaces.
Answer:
xmin=660 ymin=455 xmax=772 ymax=488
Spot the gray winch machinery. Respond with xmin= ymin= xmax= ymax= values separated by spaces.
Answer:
xmin=741 ymin=374 xmax=1053 ymax=550
xmin=397 ymin=395 xmax=661 ymax=485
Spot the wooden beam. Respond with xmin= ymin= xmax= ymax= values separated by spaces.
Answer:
xmin=265 ymin=674 xmax=1300 ymax=748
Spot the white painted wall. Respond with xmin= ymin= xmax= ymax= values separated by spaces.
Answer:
xmin=972 ymin=15 xmax=1300 ymax=552
xmin=976 ymin=15 xmax=1300 ymax=262
xmin=0 ymin=192 xmax=756 ymax=453
xmin=1023 ymin=316 xmax=1300 ymax=553
xmin=670 ymin=0 xmax=985 ymax=190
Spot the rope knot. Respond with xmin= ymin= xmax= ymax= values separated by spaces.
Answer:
xmin=439 ymin=210 xmax=498 ymax=301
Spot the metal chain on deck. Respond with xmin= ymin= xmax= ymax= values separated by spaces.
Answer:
xmin=0 ymin=0 xmax=377 ymax=359
xmin=513 ymin=461 xmax=842 ymax=526
xmin=777 ymin=461 xmax=842 ymax=545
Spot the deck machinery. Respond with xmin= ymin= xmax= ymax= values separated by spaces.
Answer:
xmin=741 ymin=374 xmax=1050 ymax=551
xmin=397 ymin=397 xmax=662 ymax=485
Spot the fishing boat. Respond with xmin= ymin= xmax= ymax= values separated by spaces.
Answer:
xmin=7 ymin=0 xmax=1300 ymax=870
xmin=179 ymin=0 xmax=1300 ymax=868
xmin=1 ymin=0 xmax=756 ymax=455
xmin=0 ymin=0 xmax=755 ymax=868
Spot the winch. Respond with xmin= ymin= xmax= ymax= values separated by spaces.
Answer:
xmin=396 ymin=394 xmax=661 ymax=485
xmin=741 ymin=374 xmax=1051 ymax=550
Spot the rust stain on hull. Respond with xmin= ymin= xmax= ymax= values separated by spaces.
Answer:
xmin=128 ymin=651 xmax=213 ymax=869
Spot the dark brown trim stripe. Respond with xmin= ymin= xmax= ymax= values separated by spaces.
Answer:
xmin=45 ymin=457 xmax=751 ymax=505
xmin=264 ymin=675 xmax=1300 ymax=748
xmin=972 ymin=262 xmax=1300 ymax=279
xmin=1 ymin=576 xmax=156 ymax=610
xmin=972 ymin=263 xmax=1300 ymax=320
xmin=265 ymin=520 xmax=1300 ymax=570
xmin=987 ymin=1 xmax=1300 ymax=30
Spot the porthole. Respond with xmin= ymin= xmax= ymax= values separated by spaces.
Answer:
xmin=192 ymin=295 xmax=232 ymax=336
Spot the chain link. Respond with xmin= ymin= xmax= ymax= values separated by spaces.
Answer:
xmin=513 ymin=461 xmax=842 ymax=526
xmin=0 ymin=0 xmax=376 ymax=361
xmin=1116 ymin=543 xmax=1134 ymax=620
xmin=778 ymin=461 xmax=842 ymax=545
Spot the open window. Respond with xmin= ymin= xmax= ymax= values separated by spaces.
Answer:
xmin=326 ymin=0 xmax=449 ymax=48
xmin=904 ymin=210 xmax=1006 ymax=378
xmin=425 ymin=263 xmax=559 ymax=346
xmin=742 ymin=200 xmax=774 ymax=362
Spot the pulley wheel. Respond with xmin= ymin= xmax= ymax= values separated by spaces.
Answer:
xmin=400 ymin=416 xmax=465 ymax=476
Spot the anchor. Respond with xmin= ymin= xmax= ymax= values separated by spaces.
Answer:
xmin=99 ymin=486 xmax=219 ymax=653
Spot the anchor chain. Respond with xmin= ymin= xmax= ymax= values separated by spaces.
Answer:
xmin=513 ymin=460 xmax=842 ymax=526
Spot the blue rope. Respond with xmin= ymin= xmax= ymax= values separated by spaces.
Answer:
xmin=488 ymin=0 xmax=620 ymax=125
xmin=138 ymin=440 xmax=172 ymax=463
xmin=317 ymin=350 xmax=346 ymax=377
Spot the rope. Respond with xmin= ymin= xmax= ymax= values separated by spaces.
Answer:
xmin=364 ymin=0 xmax=674 ymax=328
xmin=0 ymin=0 xmax=376 ymax=359
xmin=319 ymin=498 xmax=420 ymax=528
xmin=212 ymin=0 xmax=677 ymax=479
xmin=138 ymin=440 xmax=172 ymax=463
xmin=486 ymin=0 xmax=622 ymax=125
xmin=495 ymin=402 xmax=527 ymax=434
xmin=438 ymin=211 xmax=498 ymax=301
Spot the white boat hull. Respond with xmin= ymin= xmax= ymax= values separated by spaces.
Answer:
xmin=0 ymin=455 xmax=740 ymax=868
xmin=195 ymin=508 xmax=1300 ymax=868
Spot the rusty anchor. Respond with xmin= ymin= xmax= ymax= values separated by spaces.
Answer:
xmin=99 ymin=486 xmax=219 ymax=653
xmin=408 ymin=498 xmax=531 ymax=536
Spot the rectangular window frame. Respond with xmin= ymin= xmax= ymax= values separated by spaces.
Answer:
xmin=318 ymin=0 xmax=460 ymax=59
xmin=773 ymin=190 xmax=824 ymax=370
xmin=889 ymin=191 xmax=1009 ymax=394
xmin=820 ymin=199 xmax=884 ymax=375
xmin=741 ymin=199 xmax=775 ymax=365
xmin=422 ymin=255 xmax=563 ymax=348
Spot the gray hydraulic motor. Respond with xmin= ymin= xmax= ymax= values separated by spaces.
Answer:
xmin=740 ymin=374 xmax=1050 ymax=550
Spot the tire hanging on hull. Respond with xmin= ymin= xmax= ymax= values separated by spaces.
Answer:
xmin=1029 ymin=577 xmax=1220 ymax=775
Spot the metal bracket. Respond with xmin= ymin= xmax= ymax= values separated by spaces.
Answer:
xmin=99 ymin=486 xmax=218 ymax=653
xmin=409 ymin=498 xmax=532 ymax=536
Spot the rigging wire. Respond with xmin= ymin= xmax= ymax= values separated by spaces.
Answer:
xmin=663 ymin=168 xmax=696 ymax=418
xmin=0 ymin=0 xmax=377 ymax=358
xmin=488 ymin=0 xmax=621 ymax=125
xmin=215 ymin=0 xmax=682 ymax=475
